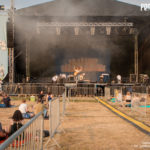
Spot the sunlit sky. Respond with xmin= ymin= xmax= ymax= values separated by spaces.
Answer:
xmin=0 ymin=0 xmax=150 ymax=9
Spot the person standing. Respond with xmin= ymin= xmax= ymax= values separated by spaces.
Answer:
xmin=38 ymin=91 xmax=45 ymax=104
xmin=124 ymin=92 xmax=132 ymax=107
xmin=116 ymin=74 xmax=121 ymax=84
xmin=46 ymin=92 xmax=53 ymax=103
xmin=116 ymin=90 xmax=122 ymax=102
xmin=34 ymin=99 xmax=48 ymax=118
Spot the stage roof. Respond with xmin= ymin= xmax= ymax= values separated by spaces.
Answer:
xmin=16 ymin=0 xmax=150 ymax=17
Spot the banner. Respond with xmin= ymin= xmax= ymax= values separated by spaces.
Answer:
xmin=0 ymin=13 xmax=8 ymax=80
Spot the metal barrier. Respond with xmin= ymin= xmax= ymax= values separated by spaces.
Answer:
xmin=45 ymin=98 xmax=61 ymax=148
xmin=131 ymin=92 xmax=148 ymax=117
xmin=68 ymin=87 xmax=99 ymax=97
xmin=2 ymin=84 xmax=65 ymax=96
xmin=62 ymin=93 xmax=66 ymax=117
xmin=105 ymin=86 xmax=111 ymax=100
xmin=3 ymin=83 xmax=150 ymax=97
xmin=0 ymin=112 xmax=44 ymax=150
xmin=1 ymin=83 xmax=105 ymax=96
xmin=105 ymin=86 xmax=149 ymax=121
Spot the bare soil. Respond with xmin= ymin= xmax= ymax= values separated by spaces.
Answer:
xmin=44 ymin=99 xmax=150 ymax=150
xmin=1 ymin=97 xmax=150 ymax=150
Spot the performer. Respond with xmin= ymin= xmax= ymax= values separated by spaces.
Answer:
xmin=99 ymin=74 xmax=104 ymax=83
xmin=73 ymin=66 xmax=83 ymax=83
xmin=73 ymin=66 xmax=82 ymax=76
xmin=78 ymin=73 xmax=85 ymax=81
xmin=52 ymin=75 xmax=58 ymax=83
xmin=116 ymin=74 xmax=121 ymax=84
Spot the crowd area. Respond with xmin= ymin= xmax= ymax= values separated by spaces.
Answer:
xmin=0 ymin=90 xmax=53 ymax=142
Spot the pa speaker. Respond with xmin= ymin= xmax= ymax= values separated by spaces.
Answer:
xmin=7 ymin=21 xmax=14 ymax=48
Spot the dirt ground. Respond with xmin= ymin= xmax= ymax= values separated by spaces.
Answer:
xmin=0 ymin=98 xmax=36 ymax=128
xmin=1 ymin=98 xmax=150 ymax=150
xmin=44 ymin=98 xmax=150 ymax=150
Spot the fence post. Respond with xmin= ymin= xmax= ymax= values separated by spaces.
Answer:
xmin=40 ymin=113 xmax=44 ymax=150
xmin=62 ymin=93 xmax=66 ymax=117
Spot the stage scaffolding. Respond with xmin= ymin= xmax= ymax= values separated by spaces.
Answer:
xmin=9 ymin=21 xmax=140 ymax=83
xmin=36 ymin=21 xmax=139 ymax=82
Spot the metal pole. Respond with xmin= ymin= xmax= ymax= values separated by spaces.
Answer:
xmin=40 ymin=114 xmax=44 ymax=150
xmin=8 ymin=0 xmax=15 ymax=83
xmin=134 ymin=32 xmax=139 ymax=83
xmin=11 ymin=0 xmax=15 ymax=83
xmin=26 ymin=36 xmax=30 ymax=82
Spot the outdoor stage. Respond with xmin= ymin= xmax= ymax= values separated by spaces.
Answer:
xmin=7 ymin=0 xmax=150 ymax=84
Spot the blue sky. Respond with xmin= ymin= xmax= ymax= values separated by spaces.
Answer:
xmin=0 ymin=0 xmax=150 ymax=9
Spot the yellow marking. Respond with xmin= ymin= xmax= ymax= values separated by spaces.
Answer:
xmin=96 ymin=97 xmax=150 ymax=133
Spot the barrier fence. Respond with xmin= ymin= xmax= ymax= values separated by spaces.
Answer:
xmin=104 ymin=86 xmax=149 ymax=121
xmin=2 ymin=84 xmax=65 ymax=96
xmin=2 ymin=83 xmax=150 ymax=98
xmin=131 ymin=92 xmax=148 ymax=117
xmin=1 ymin=83 xmax=105 ymax=96
xmin=62 ymin=92 xmax=66 ymax=117
xmin=0 ymin=111 xmax=44 ymax=150
xmin=45 ymin=98 xmax=61 ymax=148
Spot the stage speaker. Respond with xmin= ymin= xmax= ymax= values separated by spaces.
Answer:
xmin=7 ymin=21 xmax=14 ymax=48
xmin=130 ymin=74 xmax=136 ymax=83
xmin=139 ymin=74 xmax=149 ymax=83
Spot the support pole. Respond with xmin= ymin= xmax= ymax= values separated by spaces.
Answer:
xmin=134 ymin=32 xmax=139 ymax=83
xmin=8 ymin=48 xmax=14 ymax=83
xmin=8 ymin=0 xmax=15 ymax=83
xmin=26 ymin=36 xmax=30 ymax=82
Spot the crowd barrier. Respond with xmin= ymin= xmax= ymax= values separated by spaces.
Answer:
xmin=107 ymin=85 xmax=148 ymax=98
xmin=105 ymin=86 xmax=149 ymax=118
xmin=2 ymin=84 xmax=65 ymax=96
xmin=131 ymin=92 xmax=148 ymax=116
xmin=1 ymin=83 xmax=105 ymax=96
xmin=2 ymin=83 xmax=150 ymax=98
xmin=45 ymin=98 xmax=61 ymax=148
xmin=0 ymin=111 xmax=44 ymax=150
xmin=62 ymin=93 xmax=66 ymax=117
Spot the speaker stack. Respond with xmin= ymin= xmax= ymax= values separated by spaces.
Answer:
xmin=7 ymin=21 xmax=14 ymax=48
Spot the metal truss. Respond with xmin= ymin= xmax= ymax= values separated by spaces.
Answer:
xmin=8 ymin=48 xmax=14 ymax=83
xmin=37 ymin=22 xmax=133 ymax=27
